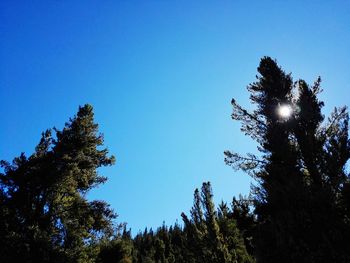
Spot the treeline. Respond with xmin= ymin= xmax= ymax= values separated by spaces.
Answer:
xmin=1 ymin=57 xmax=350 ymax=262
xmin=99 ymin=183 xmax=254 ymax=263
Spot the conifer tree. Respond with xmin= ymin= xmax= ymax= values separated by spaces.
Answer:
xmin=225 ymin=57 xmax=350 ymax=262
xmin=0 ymin=104 xmax=116 ymax=263
xmin=182 ymin=182 xmax=253 ymax=263
xmin=230 ymin=196 xmax=255 ymax=256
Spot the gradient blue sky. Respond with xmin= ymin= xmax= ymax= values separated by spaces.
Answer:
xmin=1 ymin=1 xmax=349 ymax=233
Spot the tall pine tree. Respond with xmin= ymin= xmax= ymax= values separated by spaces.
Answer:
xmin=0 ymin=104 xmax=116 ymax=263
xmin=181 ymin=182 xmax=253 ymax=263
xmin=225 ymin=57 xmax=350 ymax=262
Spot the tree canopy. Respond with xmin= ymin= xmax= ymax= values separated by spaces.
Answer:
xmin=1 ymin=58 xmax=349 ymax=262
xmin=0 ymin=104 xmax=116 ymax=262
xmin=225 ymin=57 xmax=350 ymax=262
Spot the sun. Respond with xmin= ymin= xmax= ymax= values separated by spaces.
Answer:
xmin=278 ymin=104 xmax=292 ymax=118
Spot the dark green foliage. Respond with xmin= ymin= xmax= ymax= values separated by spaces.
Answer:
xmin=0 ymin=104 xmax=116 ymax=263
xmin=225 ymin=57 xmax=350 ymax=262
xmin=230 ymin=196 xmax=255 ymax=255
xmin=182 ymin=182 xmax=230 ymax=262
xmin=2 ymin=57 xmax=348 ymax=263
xmin=97 ymin=228 xmax=133 ymax=263
xmin=129 ymin=182 xmax=253 ymax=263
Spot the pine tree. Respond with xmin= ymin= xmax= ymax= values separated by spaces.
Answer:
xmin=0 ymin=104 xmax=116 ymax=263
xmin=225 ymin=57 xmax=350 ymax=262
xmin=168 ymin=222 xmax=186 ymax=262
xmin=182 ymin=182 xmax=253 ymax=263
xmin=98 ymin=234 xmax=133 ymax=263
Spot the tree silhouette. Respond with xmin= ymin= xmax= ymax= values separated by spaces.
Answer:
xmin=0 ymin=104 xmax=116 ymax=263
xmin=2 ymin=58 xmax=349 ymax=263
xmin=225 ymin=57 xmax=350 ymax=262
xmin=181 ymin=182 xmax=253 ymax=263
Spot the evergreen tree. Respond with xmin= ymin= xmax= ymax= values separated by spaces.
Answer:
xmin=130 ymin=182 xmax=253 ymax=263
xmin=225 ymin=57 xmax=350 ymax=262
xmin=230 ymin=196 xmax=255 ymax=256
xmin=168 ymin=222 xmax=186 ymax=263
xmin=97 ymin=234 xmax=133 ymax=263
xmin=182 ymin=182 xmax=253 ymax=263
xmin=0 ymin=104 xmax=116 ymax=263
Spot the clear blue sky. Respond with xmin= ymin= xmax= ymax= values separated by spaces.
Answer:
xmin=1 ymin=1 xmax=349 ymax=233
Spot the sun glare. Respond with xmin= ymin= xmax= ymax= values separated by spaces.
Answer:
xmin=278 ymin=104 xmax=292 ymax=118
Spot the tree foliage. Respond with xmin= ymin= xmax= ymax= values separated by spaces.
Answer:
xmin=2 ymin=57 xmax=349 ymax=262
xmin=225 ymin=57 xmax=350 ymax=262
xmin=129 ymin=182 xmax=254 ymax=263
xmin=0 ymin=104 xmax=116 ymax=262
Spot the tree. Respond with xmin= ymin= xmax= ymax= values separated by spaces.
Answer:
xmin=225 ymin=57 xmax=350 ymax=262
xmin=0 ymin=104 xmax=116 ymax=263
xmin=229 ymin=195 xmax=256 ymax=256
xmin=181 ymin=182 xmax=253 ymax=263
xmin=97 ymin=229 xmax=133 ymax=263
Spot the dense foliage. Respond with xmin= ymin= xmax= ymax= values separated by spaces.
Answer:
xmin=98 ymin=182 xmax=254 ymax=263
xmin=0 ymin=105 xmax=116 ymax=262
xmin=1 ymin=57 xmax=349 ymax=262
xmin=225 ymin=57 xmax=350 ymax=262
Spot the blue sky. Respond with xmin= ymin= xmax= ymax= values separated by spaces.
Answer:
xmin=1 ymin=1 xmax=349 ymax=233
